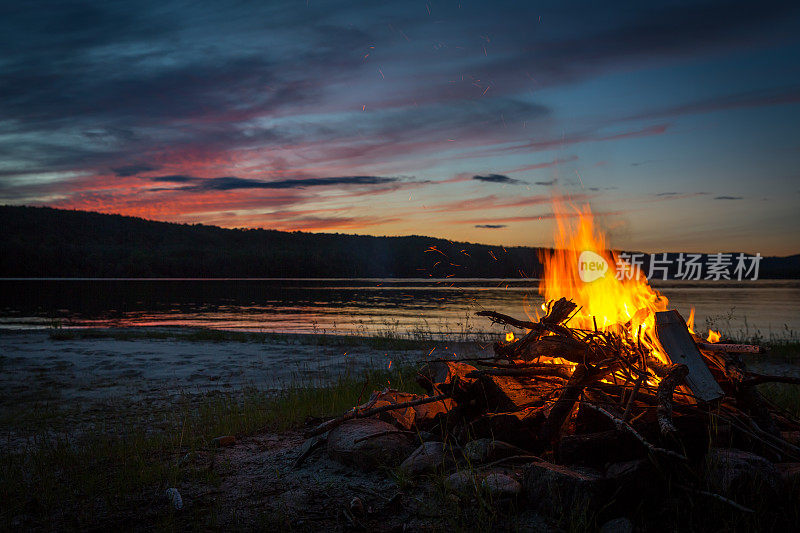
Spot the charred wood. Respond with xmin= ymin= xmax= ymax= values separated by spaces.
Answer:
xmin=657 ymin=364 xmax=689 ymax=436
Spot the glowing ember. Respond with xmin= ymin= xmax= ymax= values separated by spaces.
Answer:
xmin=506 ymin=332 xmax=515 ymax=342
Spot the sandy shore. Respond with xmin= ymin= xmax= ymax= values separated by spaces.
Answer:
xmin=0 ymin=328 xmax=488 ymax=416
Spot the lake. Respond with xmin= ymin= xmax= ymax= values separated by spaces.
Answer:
xmin=1 ymin=279 xmax=798 ymax=340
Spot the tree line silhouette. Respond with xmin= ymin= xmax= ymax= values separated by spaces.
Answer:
xmin=1 ymin=206 xmax=796 ymax=279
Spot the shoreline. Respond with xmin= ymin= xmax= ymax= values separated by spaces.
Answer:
xmin=0 ymin=327 xmax=489 ymax=443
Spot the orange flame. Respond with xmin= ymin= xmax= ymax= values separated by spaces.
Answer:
xmin=538 ymin=200 xmax=670 ymax=363
xmin=686 ymin=308 xmax=721 ymax=343
xmin=506 ymin=332 xmax=515 ymax=342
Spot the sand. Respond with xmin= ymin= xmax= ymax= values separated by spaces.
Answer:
xmin=0 ymin=329 xmax=488 ymax=426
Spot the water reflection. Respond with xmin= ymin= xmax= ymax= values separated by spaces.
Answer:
xmin=0 ymin=279 xmax=798 ymax=339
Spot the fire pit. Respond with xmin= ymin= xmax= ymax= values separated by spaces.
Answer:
xmin=297 ymin=204 xmax=800 ymax=521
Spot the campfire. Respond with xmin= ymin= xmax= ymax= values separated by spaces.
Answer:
xmin=298 ymin=202 xmax=800 ymax=517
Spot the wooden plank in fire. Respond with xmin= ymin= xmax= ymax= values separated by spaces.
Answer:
xmin=655 ymin=310 xmax=724 ymax=403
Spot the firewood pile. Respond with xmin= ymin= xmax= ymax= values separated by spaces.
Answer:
xmin=297 ymin=298 xmax=800 ymax=518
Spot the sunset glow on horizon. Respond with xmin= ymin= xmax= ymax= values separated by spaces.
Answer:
xmin=2 ymin=1 xmax=800 ymax=255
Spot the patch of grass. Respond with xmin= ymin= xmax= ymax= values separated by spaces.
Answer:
xmin=44 ymin=326 xmax=442 ymax=351
xmin=0 ymin=363 xmax=423 ymax=530
xmin=752 ymin=340 xmax=800 ymax=363
xmin=759 ymin=382 xmax=800 ymax=418
xmin=704 ymin=310 xmax=798 ymax=347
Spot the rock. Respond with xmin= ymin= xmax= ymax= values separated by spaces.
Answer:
xmin=515 ymin=510 xmax=557 ymax=533
xmin=605 ymin=459 xmax=658 ymax=505
xmin=523 ymin=462 xmax=604 ymax=514
xmin=327 ymin=418 xmax=416 ymax=471
xmin=365 ymin=390 xmax=455 ymax=430
xmin=445 ymin=470 xmax=478 ymax=493
xmin=464 ymin=438 xmax=529 ymax=464
xmin=704 ymin=448 xmax=782 ymax=498
xmin=399 ymin=441 xmax=457 ymax=477
xmin=599 ymin=517 xmax=633 ymax=533
xmin=349 ymin=496 xmax=364 ymax=516
xmin=481 ymin=472 xmax=522 ymax=498
xmin=213 ymin=435 xmax=236 ymax=447
xmin=165 ymin=488 xmax=183 ymax=510
xmin=555 ymin=430 xmax=641 ymax=466
xmin=417 ymin=430 xmax=434 ymax=442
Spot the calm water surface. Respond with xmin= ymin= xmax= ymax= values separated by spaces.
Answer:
xmin=1 ymin=279 xmax=798 ymax=340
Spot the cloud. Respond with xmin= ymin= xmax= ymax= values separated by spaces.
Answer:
xmin=146 ymin=175 xmax=405 ymax=192
xmin=623 ymin=86 xmax=800 ymax=122
xmin=461 ymin=210 xmax=626 ymax=225
xmin=151 ymin=175 xmax=199 ymax=183
xmin=506 ymin=156 xmax=578 ymax=174
xmin=651 ymin=191 xmax=711 ymax=200
xmin=112 ymin=164 xmax=160 ymax=177
xmin=427 ymin=193 xmax=595 ymax=214
xmin=534 ymin=179 xmax=558 ymax=186
xmin=472 ymin=174 xmax=523 ymax=185
xmin=474 ymin=224 xmax=507 ymax=229
xmin=464 ymin=124 xmax=671 ymax=159
xmin=714 ymin=195 xmax=744 ymax=200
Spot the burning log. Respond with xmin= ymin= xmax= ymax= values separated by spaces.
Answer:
xmin=540 ymin=364 xmax=589 ymax=443
xmin=655 ymin=310 xmax=724 ymax=402
xmin=656 ymin=363 xmax=689 ymax=436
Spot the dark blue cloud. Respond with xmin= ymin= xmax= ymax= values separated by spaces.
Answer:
xmin=150 ymin=175 xmax=198 ymax=183
xmin=473 ymin=174 xmax=523 ymax=185
xmin=154 ymin=175 xmax=402 ymax=191
xmin=113 ymin=164 xmax=160 ymax=177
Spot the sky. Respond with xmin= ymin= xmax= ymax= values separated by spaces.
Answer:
xmin=1 ymin=0 xmax=800 ymax=256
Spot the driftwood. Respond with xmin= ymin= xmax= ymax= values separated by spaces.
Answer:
xmin=293 ymin=434 xmax=327 ymax=468
xmin=677 ymin=485 xmax=754 ymax=513
xmin=305 ymin=393 xmax=449 ymax=437
xmin=580 ymin=403 xmax=688 ymax=461
xmin=697 ymin=342 xmax=765 ymax=354
xmin=740 ymin=374 xmax=800 ymax=387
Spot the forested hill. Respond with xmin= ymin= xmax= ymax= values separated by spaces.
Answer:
xmin=0 ymin=206 xmax=544 ymax=278
xmin=1 ymin=206 xmax=797 ymax=279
